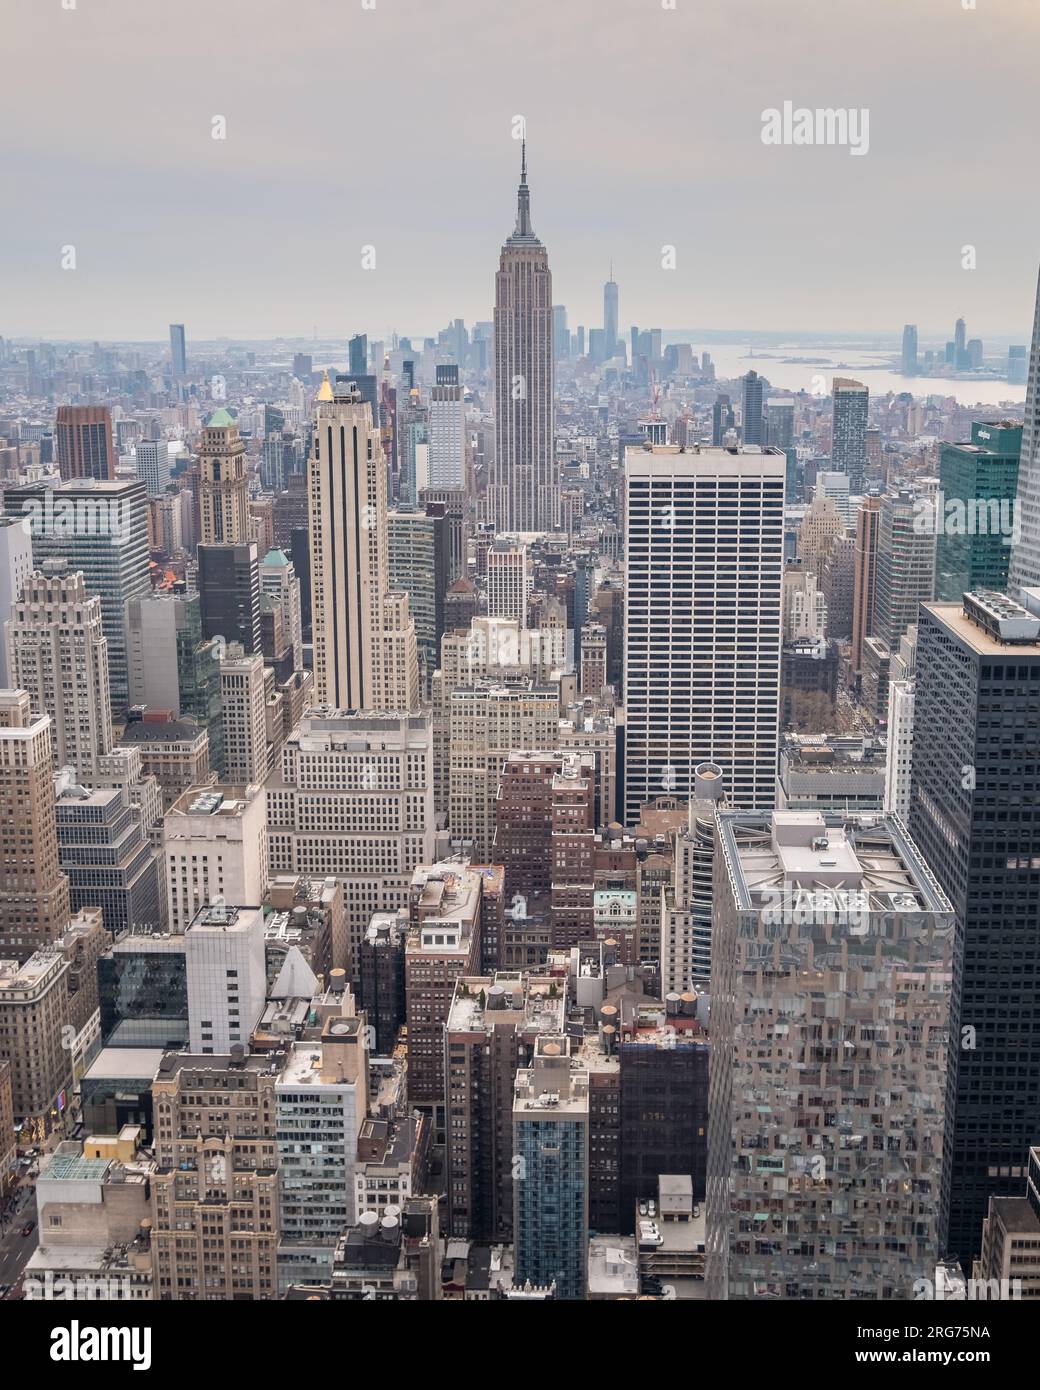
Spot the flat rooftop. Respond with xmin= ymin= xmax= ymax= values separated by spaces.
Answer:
xmin=83 ymin=1047 xmax=165 ymax=1081
xmin=924 ymin=601 xmax=1040 ymax=658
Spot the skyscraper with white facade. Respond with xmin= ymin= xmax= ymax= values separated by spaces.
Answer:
xmin=428 ymin=365 xmax=466 ymax=489
xmin=623 ymin=443 xmax=785 ymax=821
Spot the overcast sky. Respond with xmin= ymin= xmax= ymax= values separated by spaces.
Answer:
xmin=3 ymin=0 xmax=1039 ymax=343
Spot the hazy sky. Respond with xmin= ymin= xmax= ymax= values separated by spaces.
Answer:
xmin=3 ymin=0 xmax=1039 ymax=343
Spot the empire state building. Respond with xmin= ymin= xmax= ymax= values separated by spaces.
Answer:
xmin=489 ymin=144 xmax=558 ymax=534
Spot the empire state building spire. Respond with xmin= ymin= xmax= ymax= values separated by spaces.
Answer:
xmin=510 ymin=139 xmax=539 ymax=245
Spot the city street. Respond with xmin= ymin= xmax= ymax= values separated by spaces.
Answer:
xmin=0 ymin=1183 xmax=39 ymax=1296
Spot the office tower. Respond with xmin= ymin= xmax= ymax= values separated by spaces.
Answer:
xmin=486 ymin=539 xmax=531 ymax=625
xmin=1008 ymin=344 xmax=1028 ymax=386
xmin=150 ymin=1050 xmax=280 ymax=1300
xmin=0 ymin=518 xmax=32 ymax=689
xmin=553 ymin=304 xmax=569 ymax=361
xmin=220 ymin=651 xmax=270 ymax=786
xmin=120 ymin=714 xmax=210 ymax=809
xmin=902 ymin=323 xmax=919 ymax=374
xmin=197 ymin=541 xmax=261 ymax=655
xmin=348 ymin=333 xmax=367 ymax=376
xmin=623 ymin=443 xmax=785 ymax=821
xmin=420 ymin=486 xmax=471 ymax=583
xmin=6 ymin=568 xmax=112 ymax=775
xmin=97 ymin=930 xmax=188 ymax=1050
xmin=445 ymin=972 xmax=565 ymax=1241
xmin=967 ymin=338 xmax=984 ymax=369
xmin=135 ymin=439 xmax=170 ymax=498
xmin=783 ymin=566 xmax=828 ymax=640
xmin=831 ymin=377 xmax=869 ymax=492
xmin=707 ymin=809 xmax=954 ymax=1299
xmin=276 ymin=1015 xmax=370 ymax=1290
xmin=603 ymin=269 xmax=619 ymax=359
xmin=973 ymin=1147 xmax=1040 ymax=1298
xmin=909 ymin=592 xmax=1040 ymax=1262
xmin=513 ymin=1035 xmax=589 ymax=1299
xmin=0 ymin=950 xmax=74 ymax=1135
xmin=661 ymin=762 xmax=724 ymax=993
xmin=55 ymin=778 xmax=162 ymax=938
xmin=955 ymin=315 xmax=967 ymax=360
xmin=126 ymin=588 xmax=223 ymax=769
xmin=163 ymin=783 xmax=268 ymax=933
xmin=1009 ymin=269 xmax=1040 ymax=593
xmin=396 ymin=387 xmax=428 ymax=507
xmin=819 ymin=531 xmax=855 ymax=639
xmin=4 ymin=479 xmax=150 ymax=714
xmin=259 ymin=548 xmax=302 ymax=672
xmin=710 ymin=393 xmax=733 ymax=446
xmin=814 ymin=469 xmax=852 ymax=527
xmin=387 ymin=508 xmax=448 ymax=689
xmin=169 ymin=323 xmax=187 ymax=376
xmin=936 ymin=421 xmax=1022 ymax=600
xmin=358 ymin=909 xmax=407 ymax=1055
xmin=619 ymin=995 xmax=709 ymax=1230
xmin=741 ymin=371 xmax=765 ymax=445
xmin=851 ymin=494 xmax=881 ymax=673
xmin=493 ymin=751 xmax=561 ymax=901
xmin=489 ymin=144 xmax=558 ymax=534
xmin=765 ymin=397 xmax=795 ymax=450
xmin=885 ymin=674 xmax=915 ymax=822
xmin=403 ymin=861 xmax=482 ymax=1111
xmin=197 ymin=409 xmax=248 ymax=545
xmin=579 ymin=621 xmax=607 ymax=696
xmin=428 ymin=364 xmax=466 ymax=488
xmin=308 ymin=376 xmax=419 ymax=711
xmin=0 ymin=692 xmax=70 ymax=961
xmin=447 ymin=681 xmax=559 ymax=859
xmin=267 ymin=710 xmax=435 ymax=977
xmin=874 ymin=487 xmax=936 ymax=651
xmin=55 ymin=406 xmax=116 ymax=482
xmin=184 ymin=902 xmax=267 ymax=1054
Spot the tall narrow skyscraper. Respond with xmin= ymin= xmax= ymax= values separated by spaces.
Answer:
xmin=741 ymin=371 xmax=765 ymax=446
xmin=603 ymin=267 xmax=619 ymax=361
xmin=197 ymin=409 xmax=248 ymax=546
xmin=489 ymin=144 xmax=557 ymax=534
xmin=308 ymin=374 xmax=419 ymax=711
xmin=169 ymin=324 xmax=187 ymax=377
xmin=1008 ymin=265 xmax=1040 ymax=596
xmin=831 ymin=377 xmax=869 ymax=492
xmin=902 ymin=323 xmax=919 ymax=374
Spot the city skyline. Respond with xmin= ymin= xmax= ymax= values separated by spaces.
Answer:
xmin=4 ymin=0 xmax=1040 ymax=339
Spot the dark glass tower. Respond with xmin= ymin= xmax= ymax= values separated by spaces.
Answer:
xmin=909 ymin=592 xmax=1040 ymax=1264
xmin=197 ymin=541 xmax=261 ymax=656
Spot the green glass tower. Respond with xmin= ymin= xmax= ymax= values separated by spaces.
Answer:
xmin=935 ymin=421 xmax=1021 ymax=601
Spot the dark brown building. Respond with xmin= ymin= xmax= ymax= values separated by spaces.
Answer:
xmin=55 ymin=405 xmax=116 ymax=482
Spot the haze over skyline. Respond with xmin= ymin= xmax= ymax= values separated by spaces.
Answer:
xmin=3 ymin=0 xmax=1039 ymax=340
